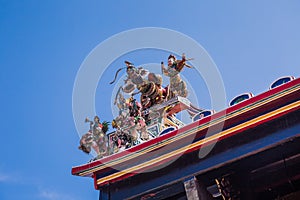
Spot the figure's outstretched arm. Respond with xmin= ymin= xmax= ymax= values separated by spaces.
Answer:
xmin=161 ymin=61 xmax=168 ymax=75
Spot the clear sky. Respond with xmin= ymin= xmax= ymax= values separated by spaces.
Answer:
xmin=0 ymin=1 xmax=299 ymax=200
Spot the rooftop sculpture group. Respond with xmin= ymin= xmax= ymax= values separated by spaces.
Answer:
xmin=78 ymin=54 xmax=201 ymax=160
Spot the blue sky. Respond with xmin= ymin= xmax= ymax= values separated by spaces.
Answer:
xmin=0 ymin=1 xmax=299 ymax=199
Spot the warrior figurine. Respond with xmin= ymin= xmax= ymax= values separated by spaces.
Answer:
xmin=127 ymin=97 xmax=149 ymax=141
xmin=110 ymin=61 xmax=149 ymax=94
xmin=161 ymin=54 xmax=192 ymax=98
xmin=78 ymin=116 xmax=109 ymax=159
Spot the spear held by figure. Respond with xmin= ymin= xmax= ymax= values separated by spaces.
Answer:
xmin=110 ymin=61 xmax=135 ymax=84
xmin=110 ymin=67 xmax=126 ymax=84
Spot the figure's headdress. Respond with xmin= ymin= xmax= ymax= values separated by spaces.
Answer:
xmin=125 ymin=61 xmax=134 ymax=68
xmin=94 ymin=116 xmax=100 ymax=122
xmin=168 ymin=54 xmax=176 ymax=61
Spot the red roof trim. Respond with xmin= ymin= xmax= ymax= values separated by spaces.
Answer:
xmin=72 ymin=78 xmax=300 ymax=176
